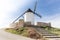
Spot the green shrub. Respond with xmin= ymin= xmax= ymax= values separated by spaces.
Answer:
xmin=5 ymin=27 xmax=28 ymax=35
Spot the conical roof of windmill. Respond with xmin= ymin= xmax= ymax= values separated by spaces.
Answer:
xmin=25 ymin=8 xmax=34 ymax=13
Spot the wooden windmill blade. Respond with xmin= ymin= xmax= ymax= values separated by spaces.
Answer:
xmin=34 ymin=1 xmax=37 ymax=12
xmin=33 ymin=0 xmax=42 ymax=18
xmin=12 ymin=13 xmax=25 ymax=23
xmin=34 ymin=13 xmax=42 ymax=18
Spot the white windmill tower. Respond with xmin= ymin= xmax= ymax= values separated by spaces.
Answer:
xmin=12 ymin=1 xmax=41 ymax=26
xmin=24 ymin=9 xmax=34 ymax=25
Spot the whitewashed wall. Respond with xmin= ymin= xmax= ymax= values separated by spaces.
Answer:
xmin=24 ymin=12 xmax=34 ymax=25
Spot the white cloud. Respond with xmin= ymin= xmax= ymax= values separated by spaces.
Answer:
xmin=0 ymin=0 xmax=34 ymax=28
xmin=0 ymin=0 xmax=60 ymax=29
xmin=39 ymin=13 xmax=60 ymax=28
xmin=49 ymin=14 xmax=60 ymax=28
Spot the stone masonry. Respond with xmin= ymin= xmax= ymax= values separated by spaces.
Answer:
xmin=10 ymin=19 xmax=51 ymax=28
xmin=37 ymin=22 xmax=51 ymax=27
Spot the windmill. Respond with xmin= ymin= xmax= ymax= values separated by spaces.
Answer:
xmin=12 ymin=1 xmax=41 ymax=25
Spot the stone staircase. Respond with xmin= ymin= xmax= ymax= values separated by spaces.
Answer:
xmin=33 ymin=27 xmax=60 ymax=38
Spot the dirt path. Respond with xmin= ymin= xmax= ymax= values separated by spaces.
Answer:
xmin=0 ymin=29 xmax=35 ymax=40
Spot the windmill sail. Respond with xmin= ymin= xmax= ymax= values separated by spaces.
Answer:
xmin=33 ymin=1 xmax=42 ymax=18
xmin=12 ymin=13 xmax=25 ymax=23
xmin=34 ymin=1 xmax=37 ymax=12
xmin=12 ymin=0 xmax=41 ymax=23
xmin=34 ymin=13 xmax=41 ymax=18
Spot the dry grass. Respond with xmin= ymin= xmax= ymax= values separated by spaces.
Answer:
xmin=5 ymin=27 xmax=46 ymax=40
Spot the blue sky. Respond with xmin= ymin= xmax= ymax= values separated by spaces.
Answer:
xmin=0 ymin=0 xmax=60 ymax=28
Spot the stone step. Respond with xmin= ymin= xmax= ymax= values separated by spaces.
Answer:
xmin=33 ymin=27 xmax=60 ymax=38
xmin=35 ymin=28 xmax=53 ymax=34
xmin=44 ymin=36 xmax=60 ymax=38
